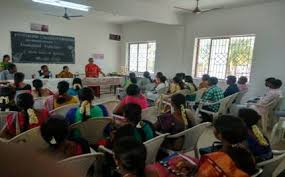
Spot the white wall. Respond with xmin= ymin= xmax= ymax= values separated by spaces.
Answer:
xmin=121 ymin=22 xmax=185 ymax=77
xmin=0 ymin=6 xmax=121 ymax=78
xmin=121 ymin=1 xmax=285 ymax=98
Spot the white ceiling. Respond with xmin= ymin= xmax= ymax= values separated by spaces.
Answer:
xmin=0 ymin=0 xmax=280 ymax=24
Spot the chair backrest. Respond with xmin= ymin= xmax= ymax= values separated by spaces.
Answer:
xmin=177 ymin=89 xmax=192 ymax=96
xmin=168 ymin=122 xmax=211 ymax=152
xmin=251 ymin=168 xmax=263 ymax=177
xmin=226 ymin=92 xmax=240 ymax=109
xmin=142 ymin=106 xmax=158 ymax=124
xmin=217 ymin=94 xmax=237 ymax=114
xmin=235 ymin=91 xmax=247 ymax=104
xmin=156 ymin=87 xmax=168 ymax=95
xmin=8 ymin=127 xmax=48 ymax=150
xmin=70 ymin=118 xmax=112 ymax=145
xmin=194 ymin=88 xmax=207 ymax=102
xmin=100 ymin=100 xmax=120 ymax=115
xmin=58 ymin=152 xmax=103 ymax=177
xmin=257 ymin=153 xmax=285 ymax=177
xmin=34 ymin=95 xmax=54 ymax=110
xmin=144 ymin=133 xmax=169 ymax=164
xmin=0 ymin=111 xmax=16 ymax=130
xmin=50 ymin=103 xmax=79 ymax=117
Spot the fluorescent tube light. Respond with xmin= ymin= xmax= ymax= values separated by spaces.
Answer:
xmin=32 ymin=0 xmax=91 ymax=11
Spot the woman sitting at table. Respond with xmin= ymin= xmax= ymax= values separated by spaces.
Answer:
xmin=67 ymin=78 xmax=82 ymax=96
xmin=56 ymin=66 xmax=73 ymax=78
xmin=0 ymin=93 xmax=49 ymax=139
xmin=113 ymin=84 xmax=148 ymax=115
xmin=31 ymin=79 xmax=53 ymax=98
xmin=0 ymin=86 xmax=17 ymax=111
xmin=53 ymin=81 xmax=79 ymax=109
xmin=66 ymin=87 xmax=104 ymax=125
xmin=40 ymin=116 xmax=90 ymax=159
xmin=12 ymin=72 xmax=32 ymax=92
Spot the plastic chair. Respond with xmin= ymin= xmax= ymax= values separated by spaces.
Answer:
xmin=251 ymin=168 xmax=263 ymax=177
xmin=257 ymin=152 xmax=285 ymax=177
xmin=49 ymin=103 xmax=79 ymax=117
xmin=99 ymin=100 xmax=120 ymax=115
xmin=70 ymin=118 xmax=112 ymax=145
xmin=270 ymin=117 xmax=285 ymax=145
xmin=58 ymin=152 xmax=103 ymax=177
xmin=0 ymin=127 xmax=48 ymax=150
xmin=144 ymin=133 xmax=169 ymax=164
xmin=0 ymin=111 xmax=16 ymax=130
xmin=195 ymin=94 xmax=237 ymax=120
xmin=186 ymin=88 xmax=207 ymax=107
xmin=165 ymin=122 xmax=211 ymax=158
xmin=142 ymin=106 xmax=159 ymax=124
xmin=34 ymin=95 xmax=54 ymax=111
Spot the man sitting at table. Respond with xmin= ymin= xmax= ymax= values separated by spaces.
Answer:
xmin=0 ymin=63 xmax=17 ymax=81
xmin=85 ymin=58 xmax=105 ymax=97
xmin=38 ymin=65 xmax=52 ymax=79
xmin=56 ymin=66 xmax=73 ymax=78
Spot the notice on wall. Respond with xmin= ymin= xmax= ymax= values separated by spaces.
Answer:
xmin=11 ymin=31 xmax=75 ymax=64
xmin=93 ymin=53 xmax=104 ymax=60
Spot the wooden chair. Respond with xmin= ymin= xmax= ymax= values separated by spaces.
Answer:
xmin=165 ymin=122 xmax=211 ymax=158
xmin=70 ymin=118 xmax=112 ymax=145
xmin=49 ymin=103 xmax=79 ymax=117
xmin=257 ymin=152 xmax=285 ymax=177
xmin=58 ymin=152 xmax=103 ymax=177
xmin=195 ymin=94 xmax=237 ymax=120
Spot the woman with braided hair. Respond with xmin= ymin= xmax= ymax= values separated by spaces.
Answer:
xmin=0 ymin=93 xmax=49 ymax=139
xmin=53 ymin=81 xmax=78 ymax=109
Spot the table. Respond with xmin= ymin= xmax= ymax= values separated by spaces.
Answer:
xmin=1 ymin=77 xmax=123 ymax=93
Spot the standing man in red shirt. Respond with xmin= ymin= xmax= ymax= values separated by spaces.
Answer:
xmin=85 ymin=58 xmax=106 ymax=97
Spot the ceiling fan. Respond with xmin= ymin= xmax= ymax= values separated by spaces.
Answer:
xmin=45 ymin=8 xmax=84 ymax=20
xmin=174 ymin=0 xmax=223 ymax=14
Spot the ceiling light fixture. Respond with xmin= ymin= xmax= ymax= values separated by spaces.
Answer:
xmin=32 ymin=0 xmax=91 ymax=12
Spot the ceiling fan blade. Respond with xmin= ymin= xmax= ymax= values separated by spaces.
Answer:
xmin=201 ymin=7 xmax=223 ymax=13
xmin=68 ymin=15 xmax=84 ymax=18
xmin=44 ymin=13 xmax=62 ymax=17
xmin=174 ymin=6 xmax=194 ymax=13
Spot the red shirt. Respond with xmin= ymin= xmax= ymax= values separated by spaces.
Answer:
xmin=121 ymin=95 xmax=149 ymax=110
xmin=85 ymin=64 xmax=101 ymax=78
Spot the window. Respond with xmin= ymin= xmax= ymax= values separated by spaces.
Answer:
xmin=128 ymin=42 xmax=156 ymax=73
xmin=194 ymin=36 xmax=255 ymax=79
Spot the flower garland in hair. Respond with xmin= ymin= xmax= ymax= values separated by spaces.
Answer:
xmin=180 ymin=105 xmax=188 ymax=129
xmin=252 ymin=125 xmax=269 ymax=146
xmin=0 ymin=96 xmax=10 ymax=111
xmin=73 ymin=84 xmax=82 ymax=90
xmin=80 ymin=100 xmax=91 ymax=116
xmin=27 ymin=108 xmax=39 ymax=124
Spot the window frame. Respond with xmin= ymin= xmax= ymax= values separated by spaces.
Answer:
xmin=127 ymin=41 xmax=156 ymax=73
xmin=193 ymin=35 xmax=256 ymax=79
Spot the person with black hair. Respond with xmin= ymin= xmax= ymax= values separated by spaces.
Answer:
xmin=265 ymin=77 xmax=275 ymax=88
xmin=66 ymin=87 xmax=103 ymax=125
xmin=199 ymin=74 xmax=210 ymax=89
xmin=38 ymin=65 xmax=52 ymax=79
xmin=238 ymin=108 xmax=273 ymax=162
xmin=0 ymin=86 xmax=17 ymax=111
xmin=238 ymin=76 xmax=248 ymax=92
xmin=185 ymin=75 xmax=197 ymax=93
xmin=113 ymin=103 xmax=155 ymax=143
xmin=40 ymin=116 xmax=90 ymax=159
xmin=113 ymin=137 xmax=147 ymax=177
xmin=0 ymin=63 xmax=17 ymax=80
xmin=138 ymin=71 xmax=153 ymax=93
xmin=0 ymin=54 xmax=11 ymax=71
xmin=31 ymin=79 xmax=53 ymax=98
xmin=155 ymin=72 xmax=163 ymax=84
xmin=224 ymin=75 xmax=239 ymax=97
xmin=0 ymin=93 xmax=49 ymax=138
xmin=12 ymin=72 xmax=32 ymax=91
xmin=114 ymin=84 xmax=148 ymax=115
xmin=53 ymin=81 xmax=78 ymax=109
xmin=169 ymin=76 xmax=184 ymax=94
xmin=123 ymin=72 xmax=137 ymax=89
xmin=56 ymin=66 xmax=74 ymax=78
xmin=67 ymin=78 xmax=83 ymax=96
xmin=146 ymin=76 xmax=168 ymax=101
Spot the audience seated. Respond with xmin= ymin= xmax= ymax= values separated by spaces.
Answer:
xmin=138 ymin=71 xmax=153 ymax=93
xmin=176 ymin=72 xmax=186 ymax=82
xmin=0 ymin=54 xmax=11 ymax=72
xmin=198 ymin=77 xmax=224 ymax=121
xmin=224 ymin=75 xmax=239 ymax=97
xmin=40 ymin=116 xmax=90 ymax=159
xmin=54 ymin=81 xmax=79 ymax=109
xmin=168 ymin=76 xmax=184 ymax=94
xmin=114 ymin=84 xmax=148 ymax=115
xmin=0 ymin=86 xmax=17 ymax=111
xmin=0 ymin=93 xmax=49 ymax=139
xmin=67 ymin=78 xmax=82 ymax=96
xmin=56 ymin=66 xmax=73 ymax=78
xmin=38 ymin=65 xmax=52 ymax=79
xmin=148 ymin=115 xmax=256 ymax=177
xmin=146 ymin=75 xmax=167 ymax=101
xmin=31 ymin=79 xmax=53 ymax=98
xmin=238 ymin=76 xmax=248 ymax=92
xmin=113 ymin=103 xmax=155 ymax=143
xmin=123 ymin=72 xmax=137 ymax=89
xmin=66 ymin=87 xmax=104 ymax=125
xmin=0 ymin=63 xmax=17 ymax=80
xmin=238 ymin=108 xmax=273 ymax=162
xmin=113 ymin=137 xmax=147 ymax=177
xmin=12 ymin=72 xmax=32 ymax=92
xmin=199 ymin=74 xmax=210 ymax=89
xmin=154 ymin=72 xmax=163 ymax=85
xmin=185 ymin=75 xmax=198 ymax=93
